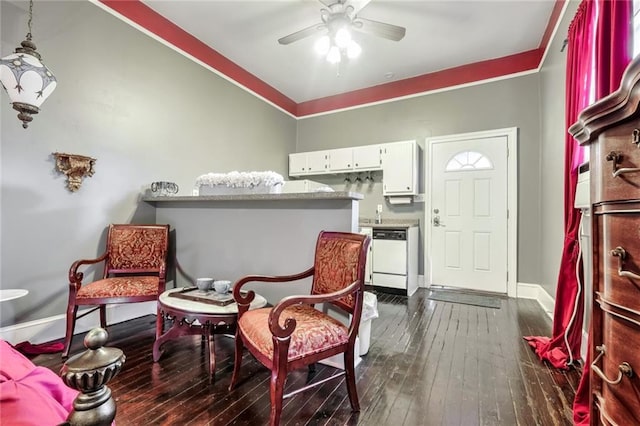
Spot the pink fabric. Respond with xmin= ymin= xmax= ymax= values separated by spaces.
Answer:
xmin=0 ymin=339 xmax=78 ymax=425
xmin=239 ymin=305 xmax=349 ymax=362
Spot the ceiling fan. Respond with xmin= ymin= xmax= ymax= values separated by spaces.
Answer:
xmin=278 ymin=0 xmax=406 ymax=47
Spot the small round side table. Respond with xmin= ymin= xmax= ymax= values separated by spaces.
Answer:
xmin=0 ymin=289 xmax=28 ymax=302
xmin=153 ymin=287 xmax=267 ymax=381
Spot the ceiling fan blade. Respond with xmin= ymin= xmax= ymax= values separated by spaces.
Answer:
xmin=278 ymin=24 xmax=325 ymax=45
xmin=317 ymin=0 xmax=337 ymax=7
xmin=354 ymin=17 xmax=406 ymax=41
xmin=317 ymin=0 xmax=371 ymax=14
xmin=350 ymin=0 xmax=372 ymax=14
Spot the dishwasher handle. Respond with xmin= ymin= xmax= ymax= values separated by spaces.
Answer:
xmin=372 ymin=229 xmax=407 ymax=240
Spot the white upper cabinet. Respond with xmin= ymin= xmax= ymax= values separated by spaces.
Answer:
xmin=381 ymin=140 xmax=418 ymax=195
xmin=306 ymin=150 xmax=330 ymax=174
xmin=289 ymin=141 xmax=419 ymax=198
xmin=353 ymin=145 xmax=381 ymax=170
xmin=289 ymin=152 xmax=308 ymax=176
xmin=328 ymin=148 xmax=354 ymax=172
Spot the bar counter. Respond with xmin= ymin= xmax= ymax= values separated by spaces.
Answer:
xmin=143 ymin=191 xmax=363 ymax=304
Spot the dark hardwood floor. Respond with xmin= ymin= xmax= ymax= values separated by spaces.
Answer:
xmin=32 ymin=289 xmax=581 ymax=425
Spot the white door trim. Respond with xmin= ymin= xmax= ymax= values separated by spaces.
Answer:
xmin=425 ymin=127 xmax=518 ymax=297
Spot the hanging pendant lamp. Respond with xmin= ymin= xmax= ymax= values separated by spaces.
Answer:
xmin=0 ymin=0 xmax=56 ymax=129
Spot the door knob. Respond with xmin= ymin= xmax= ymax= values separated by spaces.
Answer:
xmin=433 ymin=216 xmax=445 ymax=227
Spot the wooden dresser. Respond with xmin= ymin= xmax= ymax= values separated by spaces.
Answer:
xmin=570 ymin=57 xmax=640 ymax=425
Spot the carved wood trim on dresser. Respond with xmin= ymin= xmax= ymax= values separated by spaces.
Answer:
xmin=570 ymin=57 xmax=640 ymax=426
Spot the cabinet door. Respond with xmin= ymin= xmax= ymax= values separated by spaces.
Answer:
xmin=306 ymin=150 xmax=330 ymax=174
xmin=329 ymin=148 xmax=354 ymax=172
xmin=289 ymin=153 xmax=307 ymax=176
xmin=353 ymin=145 xmax=382 ymax=170
xmin=381 ymin=140 xmax=417 ymax=195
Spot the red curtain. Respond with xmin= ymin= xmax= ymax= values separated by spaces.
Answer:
xmin=524 ymin=0 xmax=632 ymax=425
xmin=524 ymin=0 xmax=596 ymax=372
xmin=572 ymin=2 xmax=632 ymax=424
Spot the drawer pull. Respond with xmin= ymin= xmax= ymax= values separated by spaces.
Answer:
xmin=633 ymin=128 xmax=640 ymax=146
xmin=606 ymin=151 xmax=640 ymax=177
xmin=591 ymin=344 xmax=634 ymax=385
xmin=610 ymin=246 xmax=640 ymax=279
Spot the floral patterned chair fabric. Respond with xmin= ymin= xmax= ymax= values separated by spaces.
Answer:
xmin=63 ymin=224 xmax=169 ymax=358
xmin=228 ymin=231 xmax=370 ymax=426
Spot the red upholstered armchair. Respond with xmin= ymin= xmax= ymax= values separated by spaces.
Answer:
xmin=63 ymin=224 xmax=170 ymax=358
xmin=228 ymin=231 xmax=370 ymax=425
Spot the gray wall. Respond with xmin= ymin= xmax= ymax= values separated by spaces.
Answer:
xmin=538 ymin=0 xmax=581 ymax=298
xmin=1 ymin=0 xmax=577 ymax=329
xmin=296 ymin=75 xmax=543 ymax=283
xmin=0 ymin=1 xmax=296 ymax=325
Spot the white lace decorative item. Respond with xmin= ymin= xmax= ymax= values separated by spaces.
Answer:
xmin=195 ymin=171 xmax=284 ymax=195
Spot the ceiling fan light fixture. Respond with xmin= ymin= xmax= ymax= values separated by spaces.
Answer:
xmin=334 ymin=27 xmax=351 ymax=49
xmin=346 ymin=40 xmax=361 ymax=59
xmin=327 ymin=46 xmax=341 ymax=64
xmin=315 ymin=36 xmax=331 ymax=55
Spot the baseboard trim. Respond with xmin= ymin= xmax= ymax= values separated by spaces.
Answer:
xmin=0 ymin=302 xmax=156 ymax=345
xmin=517 ymin=282 xmax=554 ymax=320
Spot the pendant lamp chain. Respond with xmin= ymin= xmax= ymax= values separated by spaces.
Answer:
xmin=26 ymin=0 xmax=33 ymax=40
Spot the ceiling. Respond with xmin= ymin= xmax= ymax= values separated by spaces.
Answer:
xmin=97 ymin=0 xmax=565 ymax=117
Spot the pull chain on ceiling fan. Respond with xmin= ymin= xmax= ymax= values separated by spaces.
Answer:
xmin=278 ymin=0 xmax=406 ymax=64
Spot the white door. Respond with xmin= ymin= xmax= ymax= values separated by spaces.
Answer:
xmin=429 ymin=135 xmax=508 ymax=293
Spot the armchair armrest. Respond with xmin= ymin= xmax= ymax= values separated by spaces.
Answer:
xmin=232 ymin=267 xmax=315 ymax=307
xmin=68 ymin=253 xmax=109 ymax=288
xmin=268 ymin=279 xmax=362 ymax=338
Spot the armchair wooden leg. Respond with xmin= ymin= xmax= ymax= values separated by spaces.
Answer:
xmin=63 ymin=305 xmax=78 ymax=359
xmin=155 ymin=305 xmax=164 ymax=340
xmin=228 ymin=332 xmax=244 ymax=391
xmin=269 ymin=368 xmax=287 ymax=426
xmin=344 ymin=348 xmax=360 ymax=412
xmin=99 ymin=305 xmax=107 ymax=329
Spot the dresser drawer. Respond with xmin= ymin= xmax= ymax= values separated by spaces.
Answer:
xmin=595 ymin=309 xmax=640 ymax=425
xmin=596 ymin=208 xmax=640 ymax=312
xmin=591 ymin=121 xmax=640 ymax=203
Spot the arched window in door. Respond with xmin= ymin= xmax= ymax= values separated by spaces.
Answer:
xmin=445 ymin=150 xmax=493 ymax=171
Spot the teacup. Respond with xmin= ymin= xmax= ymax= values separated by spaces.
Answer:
xmin=213 ymin=280 xmax=231 ymax=294
xmin=196 ymin=277 xmax=214 ymax=292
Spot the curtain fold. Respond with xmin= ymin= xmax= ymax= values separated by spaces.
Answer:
xmin=522 ymin=0 xmax=632 ymax=424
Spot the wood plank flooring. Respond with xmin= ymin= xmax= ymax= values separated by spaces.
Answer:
xmin=32 ymin=289 xmax=581 ymax=425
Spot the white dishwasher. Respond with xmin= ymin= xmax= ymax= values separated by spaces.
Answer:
xmin=372 ymin=227 xmax=418 ymax=296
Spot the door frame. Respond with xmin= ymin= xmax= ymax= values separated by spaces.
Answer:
xmin=425 ymin=127 xmax=518 ymax=297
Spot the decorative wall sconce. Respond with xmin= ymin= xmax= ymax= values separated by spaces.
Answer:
xmin=0 ymin=0 xmax=57 ymax=128
xmin=52 ymin=152 xmax=96 ymax=192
